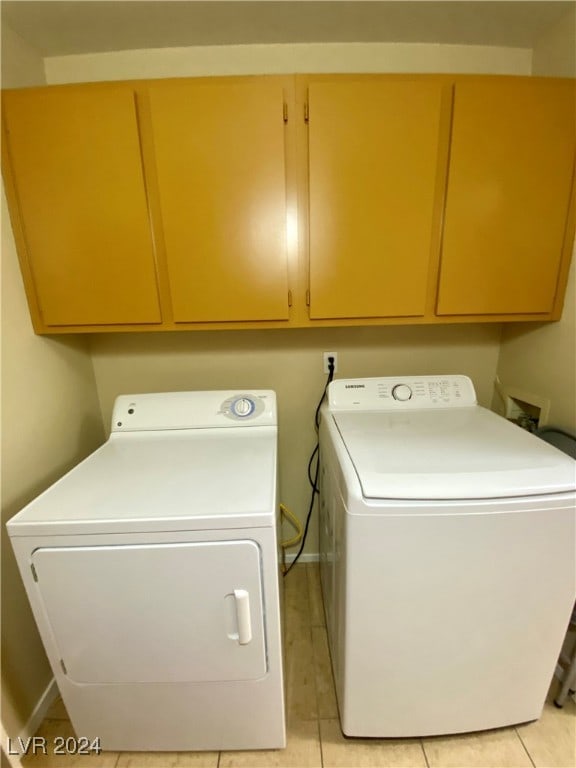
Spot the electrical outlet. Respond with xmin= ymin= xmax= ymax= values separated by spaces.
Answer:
xmin=323 ymin=352 xmax=338 ymax=373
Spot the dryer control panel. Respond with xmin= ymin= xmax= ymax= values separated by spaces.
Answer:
xmin=328 ymin=376 xmax=477 ymax=411
xmin=111 ymin=390 xmax=276 ymax=431
xmin=220 ymin=394 xmax=267 ymax=421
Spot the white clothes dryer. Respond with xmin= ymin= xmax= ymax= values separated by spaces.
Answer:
xmin=319 ymin=376 xmax=576 ymax=737
xmin=8 ymin=391 xmax=285 ymax=752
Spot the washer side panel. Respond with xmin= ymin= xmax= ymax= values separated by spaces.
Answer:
xmin=341 ymin=506 xmax=575 ymax=736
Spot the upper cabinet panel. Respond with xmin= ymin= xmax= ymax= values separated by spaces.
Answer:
xmin=2 ymin=85 xmax=162 ymax=327
xmin=437 ymin=78 xmax=576 ymax=316
xmin=2 ymin=75 xmax=574 ymax=334
xmin=148 ymin=78 xmax=290 ymax=323
xmin=307 ymin=77 xmax=449 ymax=320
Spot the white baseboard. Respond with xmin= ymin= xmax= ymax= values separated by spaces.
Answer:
xmin=1 ymin=679 xmax=57 ymax=768
xmin=283 ymin=552 xmax=320 ymax=564
xmin=18 ymin=677 xmax=58 ymax=742
xmin=555 ymin=663 xmax=563 ymax=680
xmin=1 ymin=722 xmax=21 ymax=768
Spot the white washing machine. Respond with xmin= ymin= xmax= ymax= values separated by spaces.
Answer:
xmin=8 ymin=391 xmax=285 ymax=752
xmin=319 ymin=375 xmax=576 ymax=738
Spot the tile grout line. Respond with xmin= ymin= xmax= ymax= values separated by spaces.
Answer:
xmin=303 ymin=564 xmax=323 ymax=725
xmin=514 ymin=726 xmax=537 ymax=768
xmin=420 ymin=737 xmax=431 ymax=768
xmin=317 ymin=718 xmax=325 ymax=768
xmin=304 ymin=563 xmax=327 ymax=766
xmin=311 ymin=562 xmax=337 ymax=768
xmin=310 ymin=562 xmax=335 ymax=767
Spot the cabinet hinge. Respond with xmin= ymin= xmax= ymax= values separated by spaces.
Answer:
xmin=283 ymin=103 xmax=288 ymax=123
xmin=288 ymin=290 xmax=293 ymax=307
xmin=304 ymin=102 xmax=309 ymax=123
xmin=60 ymin=659 xmax=67 ymax=675
xmin=31 ymin=564 xmax=38 ymax=582
xmin=306 ymin=290 xmax=310 ymax=306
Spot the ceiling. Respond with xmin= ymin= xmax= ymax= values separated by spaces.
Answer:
xmin=1 ymin=1 xmax=573 ymax=58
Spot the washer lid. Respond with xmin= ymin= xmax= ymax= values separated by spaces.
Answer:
xmin=8 ymin=427 xmax=277 ymax=536
xmin=333 ymin=407 xmax=576 ymax=500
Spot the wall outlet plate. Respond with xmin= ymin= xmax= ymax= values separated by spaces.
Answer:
xmin=323 ymin=352 xmax=338 ymax=374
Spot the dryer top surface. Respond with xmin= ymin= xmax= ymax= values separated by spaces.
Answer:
xmin=8 ymin=426 xmax=277 ymax=536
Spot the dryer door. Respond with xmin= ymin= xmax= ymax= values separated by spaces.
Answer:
xmin=32 ymin=540 xmax=267 ymax=683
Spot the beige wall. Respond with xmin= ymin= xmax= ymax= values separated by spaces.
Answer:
xmin=496 ymin=254 xmax=575 ymax=430
xmin=54 ymin=40 xmax=524 ymax=561
xmin=1 ymin=23 xmax=45 ymax=88
xmin=0 ymin=27 xmax=560 ymax=735
xmin=532 ymin=4 xmax=576 ymax=79
xmin=90 ymin=324 xmax=502 ymax=556
xmin=44 ymin=41 xmax=532 ymax=83
xmin=496 ymin=6 xmax=576 ymax=432
xmin=1 ymin=27 xmax=105 ymax=737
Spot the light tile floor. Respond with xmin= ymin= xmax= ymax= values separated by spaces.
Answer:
xmin=21 ymin=563 xmax=576 ymax=768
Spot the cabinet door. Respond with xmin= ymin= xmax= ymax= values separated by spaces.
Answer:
xmin=148 ymin=79 xmax=289 ymax=323
xmin=308 ymin=79 xmax=447 ymax=319
xmin=437 ymin=79 xmax=576 ymax=316
xmin=2 ymin=86 xmax=161 ymax=327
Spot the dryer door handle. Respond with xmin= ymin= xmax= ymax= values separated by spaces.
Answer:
xmin=233 ymin=589 xmax=252 ymax=645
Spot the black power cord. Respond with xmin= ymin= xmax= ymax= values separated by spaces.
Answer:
xmin=284 ymin=357 xmax=335 ymax=576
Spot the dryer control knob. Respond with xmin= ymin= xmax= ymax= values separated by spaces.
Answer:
xmin=231 ymin=397 xmax=255 ymax=417
xmin=392 ymin=384 xmax=413 ymax=402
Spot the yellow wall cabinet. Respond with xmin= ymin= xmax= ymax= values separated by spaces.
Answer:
xmin=2 ymin=74 xmax=575 ymax=334
xmin=304 ymin=76 xmax=450 ymax=321
xmin=301 ymin=74 xmax=575 ymax=326
xmin=2 ymin=84 xmax=162 ymax=328
xmin=437 ymin=78 xmax=576 ymax=317
xmin=2 ymin=76 xmax=294 ymax=333
xmin=146 ymin=79 xmax=291 ymax=324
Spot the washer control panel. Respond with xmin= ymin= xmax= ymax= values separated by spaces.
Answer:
xmin=328 ymin=376 xmax=477 ymax=411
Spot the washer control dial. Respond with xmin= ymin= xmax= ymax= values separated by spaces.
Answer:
xmin=231 ymin=397 xmax=256 ymax=418
xmin=392 ymin=384 xmax=413 ymax=402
